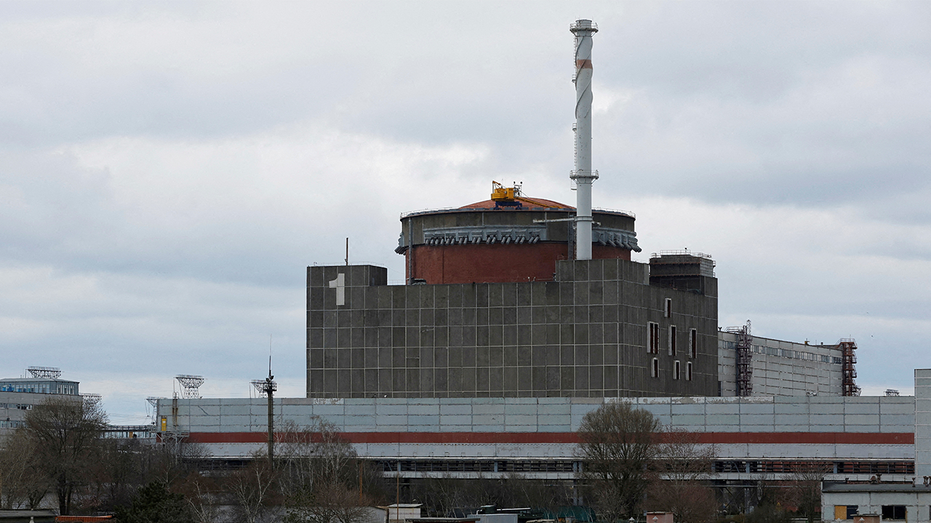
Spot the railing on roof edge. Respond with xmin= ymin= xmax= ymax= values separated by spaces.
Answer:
xmin=650 ymin=250 xmax=713 ymax=260
xmin=401 ymin=207 xmax=635 ymax=219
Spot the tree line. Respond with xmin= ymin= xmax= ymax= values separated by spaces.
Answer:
xmin=0 ymin=397 xmax=391 ymax=523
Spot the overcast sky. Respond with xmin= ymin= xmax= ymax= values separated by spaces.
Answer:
xmin=2 ymin=1 xmax=929 ymax=424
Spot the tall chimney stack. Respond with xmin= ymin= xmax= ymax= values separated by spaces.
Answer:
xmin=570 ymin=19 xmax=599 ymax=261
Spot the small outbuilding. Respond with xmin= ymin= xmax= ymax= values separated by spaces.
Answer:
xmin=822 ymin=482 xmax=931 ymax=523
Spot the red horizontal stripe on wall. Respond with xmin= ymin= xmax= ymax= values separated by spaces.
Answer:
xmin=185 ymin=431 xmax=913 ymax=446
xmin=688 ymin=432 xmax=913 ymax=445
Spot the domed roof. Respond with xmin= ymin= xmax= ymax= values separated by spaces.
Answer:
xmin=459 ymin=196 xmax=573 ymax=210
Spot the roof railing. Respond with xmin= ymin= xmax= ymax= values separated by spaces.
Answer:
xmin=401 ymin=206 xmax=635 ymax=219
xmin=650 ymin=250 xmax=714 ymax=260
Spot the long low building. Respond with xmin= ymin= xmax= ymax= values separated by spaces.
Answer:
xmin=156 ymin=372 xmax=924 ymax=483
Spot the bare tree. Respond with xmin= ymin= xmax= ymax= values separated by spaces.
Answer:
xmin=497 ymin=473 xmax=573 ymax=514
xmin=177 ymin=471 xmax=223 ymax=523
xmin=576 ymin=402 xmax=661 ymax=522
xmin=226 ymin=455 xmax=281 ymax=523
xmin=275 ymin=418 xmax=384 ymax=523
xmin=83 ymin=438 xmax=154 ymax=513
xmin=148 ymin=433 xmax=211 ymax=488
xmin=647 ymin=429 xmax=717 ymax=523
xmin=785 ymin=463 xmax=831 ymax=523
xmin=0 ymin=429 xmax=48 ymax=509
xmin=284 ymin=482 xmax=374 ymax=523
xmin=23 ymin=396 xmax=107 ymax=515
xmin=412 ymin=474 xmax=471 ymax=517
xmin=276 ymin=418 xmax=360 ymax=496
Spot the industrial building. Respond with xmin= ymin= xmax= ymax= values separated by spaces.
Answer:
xmin=717 ymin=329 xmax=856 ymax=397
xmin=0 ymin=367 xmax=80 ymax=434
xmin=305 ymin=20 xmax=719 ymax=400
xmin=0 ymin=367 xmax=152 ymax=440
xmin=818 ymin=369 xmax=931 ymax=523
xmin=158 ymin=372 xmax=923 ymax=485
xmin=307 ymin=253 xmax=718 ymax=399
xmin=150 ymin=18 xmax=904 ymax=518
xmin=304 ymin=16 xmax=850 ymax=402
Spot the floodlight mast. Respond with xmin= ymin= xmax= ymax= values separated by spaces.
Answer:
xmin=27 ymin=366 xmax=62 ymax=379
xmin=175 ymin=375 xmax=205 ymax=399
xmin=262 ymin=355 xmax=277 ymax=462
xmin=570 ymin=19 xmax=599 ymax=261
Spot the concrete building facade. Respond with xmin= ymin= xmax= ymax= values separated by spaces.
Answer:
xmin=0 ymin=375 xmax=80 ymax=434
xmin=822 ymin=484 xmax=931 ymax=523
xmin=717 ymin=331 xmax=847 ymax=397
xmin=820 ymin=370 xmax=931 ymax=523
xmin=306 ymin=257 xmax=718 ymax=399
xmin=157 ymin=391 xmax=918 ymax=484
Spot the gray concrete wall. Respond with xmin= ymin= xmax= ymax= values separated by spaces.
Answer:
xmin=0 ymin=391 xmax=77 ymax=436
xmin=157 ymin=395 xmax=916 ymax=464
xmin=306 ymin=258 xmax=718 ymax=399
xmin=161 ymin=395 xmax=917 ymax=435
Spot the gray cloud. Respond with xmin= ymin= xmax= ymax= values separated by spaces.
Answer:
xmin=0 ymin=1 xmax=928 ymax=420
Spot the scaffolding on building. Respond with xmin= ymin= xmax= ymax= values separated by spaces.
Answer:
xmin=728 ymin=321 xmax=753 ymax=396
xmin=839 ymin=339 xmax=860 ymax=396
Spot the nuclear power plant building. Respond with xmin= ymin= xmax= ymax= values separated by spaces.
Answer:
xmin=154 ymin=18 xmax=915 ymax=493
xmin=307 ymin=194 xmax=718 ymax=399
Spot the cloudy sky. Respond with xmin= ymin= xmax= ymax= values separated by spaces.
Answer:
xmin=2 ymin=1 xmax=929 ymax=423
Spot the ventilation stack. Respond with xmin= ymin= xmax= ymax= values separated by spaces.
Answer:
xmin=570 ymin=19 xmax=599 ymax=261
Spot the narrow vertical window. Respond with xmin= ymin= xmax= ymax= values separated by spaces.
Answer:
xmin=651 ymin=358 xmax=659 ymax=378
xmin=687 ymin=362 xmax=693 ymax=381
xmin=669 ymin=325 xmax=677 ymax=356
xmin=664 ymin=298 xmax=672 ymax=318
xmin=689 ymin=328 xmax=698 ymax=358
xmin=674 ymin=360 xmax=681 ymax=380
xmin=648 ymin=322 xmax=660 ymax=354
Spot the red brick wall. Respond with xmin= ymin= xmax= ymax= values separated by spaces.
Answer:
xmin=406 ymin=243 xmax=632 ymax=284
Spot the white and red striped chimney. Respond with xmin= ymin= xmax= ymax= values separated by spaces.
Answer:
xmin=570 ymin=19 xmax=599 ymax=260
